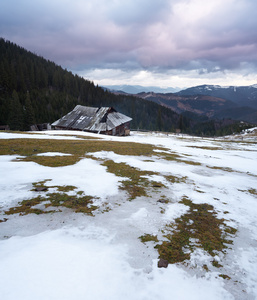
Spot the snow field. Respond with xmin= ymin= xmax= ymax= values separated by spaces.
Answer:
xmin=0 ymin=130 xmax=257 ymax=299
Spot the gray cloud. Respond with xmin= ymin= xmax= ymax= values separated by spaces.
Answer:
xmin=1 ymin=0 xmax=257 ymax=87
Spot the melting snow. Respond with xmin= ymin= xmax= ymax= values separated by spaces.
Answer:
xmin=0 ymin=130 xmax=257 ymax=300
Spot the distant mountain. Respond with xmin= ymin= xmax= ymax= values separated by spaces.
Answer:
xmin=135 ymin=85 xmax=257 ymax=124
xmin=136 ymin=92 xmax=237 ymax=116
xmin=176 ymin=84 xmax=257 ymax=109
xmin=103 ymin=85 xmax=181 ymax=94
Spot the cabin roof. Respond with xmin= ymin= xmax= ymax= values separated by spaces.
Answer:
xmin=51 ymin=105 xmax=132 ymax=132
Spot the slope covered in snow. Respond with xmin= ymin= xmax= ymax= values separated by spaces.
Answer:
xmin=0 ymin=129 xmax=257 ymax=300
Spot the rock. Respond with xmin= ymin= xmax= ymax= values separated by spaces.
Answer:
xmin=35 ymin=186 xmax=48 ymax=192
xmin=158 ymin=258 xmax=169 ymax=268
xmin=152 ymin=184 xmax=162 ymax=188
xmin=158 ymin=199 xmax=167 ymax=204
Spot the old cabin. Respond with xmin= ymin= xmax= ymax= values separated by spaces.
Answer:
xmin=51 ymin=105 xmax=132 ymax=136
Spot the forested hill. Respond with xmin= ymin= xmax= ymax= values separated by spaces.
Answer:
xmin=0 ymin=38 xmax=180 ymax=132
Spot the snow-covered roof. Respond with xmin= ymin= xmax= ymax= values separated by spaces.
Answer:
xmin=51 ymin=105 xmax=132 ymax=132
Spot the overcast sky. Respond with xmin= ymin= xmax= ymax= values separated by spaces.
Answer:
xmin=1 ymin=0 xmax=257 ymax=88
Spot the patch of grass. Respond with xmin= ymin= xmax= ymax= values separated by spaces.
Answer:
xmin=157 ymin=196 xmax=170 ymax=204
xmin=0 ymin=138 xmax=160 ymax=157
xmin=32 ymin=180 xmax=76 ymax=192
xmin=212 ymin=260 xmax=223 ymax=268
xmin=248 ymin=188 xmax=257 ymax=196
xmin=156 ymin=197 xmax=237 ymax=265
xmin=181 ymin=160 xmax=202 ymax=166
xmin=238 ymin=188 xmax=257 ymax=196
xmin=219 ymin=274 xmax=231 ymax=280
xmin=203 ymin=264 xmax=209 ymax=272
xmin=224 ymin=226 xmax=237 ymax=235
xmin=0 ymin=138 xmax=164 ymax=167
xmin=55 ymin=185 xmax=77 ymax=192
xmin=156 ymin=152 xmax=183 ymax=161
xmin=46 ymin=193 xmax=97 ymax=215
xmin=187 ymin=146 xmax=222 ymax=150
xmin=102 ymin=160 xmax=157 ymax=200
xmin=195 ymin=189 xmax=205 ymax=193
xmin=5 ymin=196 xmax=50 ymax=215
xmin=160 ymin=208 xmax=166 ymax=214
xmin=32 ymin=179 xmax=52 ymax=188
xmin=18 ymin=155 xmax=80 ymax=167
xmin=165 ymin=175 xmax=188 ymax=184
xmin=152 ymin=182 xmax=165 ymax=188
xmin=207 ymin=166 xmax=235 ymax=173
xmin=5 ymin=181 xmax=98 ymax=216
xmin=156 ymin=151 xmax=201 ymax=166
xmin=139 ymin=234 xmax=159 ymax=243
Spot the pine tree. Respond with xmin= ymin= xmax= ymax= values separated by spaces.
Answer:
xmin=24 ymin=91 xmax=35 ymax=130
xmin=8 ymin=90 xmax=23 ymax=130
xmin=157 ymin=107 xmax=163 ymax=131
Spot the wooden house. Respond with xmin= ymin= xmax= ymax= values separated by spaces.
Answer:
xmin=51 ymin=105 xmax=132 ymax=136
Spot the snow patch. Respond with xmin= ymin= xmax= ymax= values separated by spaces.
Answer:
xmin=37 ymin=152 xmax=72 ymax=156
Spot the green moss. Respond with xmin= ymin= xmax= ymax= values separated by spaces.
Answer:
xmin=32 ymin=181 xmax=76 ymax=192
xmin=158 ymin=196 xmax=170 ymax=204
xmin=152 ymin=182 xmax=165 ymax=188
xmin=157 ymin=197 xmax=237 ymax=265
xmin=157 ymin=151 xmax=201 ymax=166
xmin=165 ymin=175 xmax=188 ymax=184
xmin=5 ymin=189 xmax=98 ymax=216
xmin=195 ymin=189 xmax=205 ymax=193
xmin=238 ymin=188 xmax=257 ymax=196
xmin=55 ymin=185 xmax=77 ymax=192
xmin=224 ymin=226 xmax=237 ymax=235
xmin=17 ymin=155 xmax=80 ymax=167
xmin=203 ymin=264 xmax=209 ymax=272
xmin=187 ymin=146 xmax=222 ymax=150
xmin=139 ymin=234 xmax=159 ymax=243
xmin=207 ymin=166 xmax=235 ymax=173
xmin=46 ymin=193 xmax=97 ymax=215
xmin=156 ymin=152 xmax=183 ymax=161
xmin=102 ymin=160 xmax=157 ymax=200
xmin=0 ymin=138 xmax=162 ymax=168
xmin=219 ymin=274 xmax=231 ymax=280
xmin=181 ymin=160 xmax=202 ymax=166
xmin=248 ymin=188 xmax=257 ymax=195
xmin=212 ymin=260 xmax=223 ymax=268
xmin=5 ymin=196 xmax=49 ymax=215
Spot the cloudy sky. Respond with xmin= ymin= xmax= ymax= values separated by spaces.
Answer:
xmin=1 ymin=0 xmax=257 ymax=88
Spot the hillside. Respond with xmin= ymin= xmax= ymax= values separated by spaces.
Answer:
xmin=137 ymin=92 xmax=237 ymax=116
xmin=135 ymin=87 xmax=257 ymax=124
xmin=0 ymin=129 xmax=257 ymax=299
xmin=176 ymin=84 xmax=257 ymax=108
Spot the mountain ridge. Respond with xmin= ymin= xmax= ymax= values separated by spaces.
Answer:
xmin=103 ymin=85 xmax=181 ymax=94
xmin=176 ymin=84 xmax=257 ymax=109
xmin=127 ymin=85 xmax=257 ymax=124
